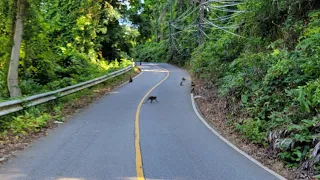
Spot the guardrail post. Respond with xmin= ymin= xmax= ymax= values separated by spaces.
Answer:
xmin=132 ymin=60 xmax=135 ymax=67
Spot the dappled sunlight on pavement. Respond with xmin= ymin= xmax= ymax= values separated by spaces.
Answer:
xmin=116 ymin=177 xmax=172 ymax=180
xmin=0 ymin=168 xmax=26 ymax=180
xmin=141 ymin=69 xmax=168 ymax=73
xmin=55 ymin=178 xmax=86 ymax=180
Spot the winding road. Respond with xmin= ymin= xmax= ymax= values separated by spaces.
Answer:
xmin=0 ymin=63 xmax=282 ymax=180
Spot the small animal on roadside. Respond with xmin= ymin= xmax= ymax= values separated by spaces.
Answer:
xmin=182 ymin=77 xmax=186 ymax=81
xmin=144 ymin=96 xmax=158 ymax=103
xmin=190 ymin=82 xmax=195 ymax=93
xmin=129 ymin=76 xmax=133 ymax=83
xmin=140 ymin=62 xmax=142 ymax=65
xmin=180 ymin=81 xmax=184 ymax=86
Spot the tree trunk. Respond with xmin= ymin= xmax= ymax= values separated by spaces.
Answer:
xmin=199 ymin=0 xmax=205 ymax=45
xmin=169 ymin=0 xmax=174 ymax=56
xmin=7 ymin=0 xmax=25 ymax=97
xmin=158 ymin=6 xmax=167 ymax=41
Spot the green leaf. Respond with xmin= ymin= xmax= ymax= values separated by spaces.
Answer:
xmin=241 ymin=94 xmax=248 ymax=103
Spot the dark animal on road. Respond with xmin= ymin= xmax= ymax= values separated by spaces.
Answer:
xmin=144 ymin=96 xmax=158 ymax=103
xmin=129 ymin=77 xmax=133 ymax=83
xmin=191 ymin=82 xmax=195 ymax=93
xmin=180 ymin=81 xmax=184 ymax=86
xmin=182 ymin=77 xmax=186 ymax=81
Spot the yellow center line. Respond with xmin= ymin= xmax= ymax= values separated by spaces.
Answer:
xmin=135 ymin=65 xmax=170 ymax=180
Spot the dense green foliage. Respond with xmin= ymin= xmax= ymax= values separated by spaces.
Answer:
xmin=190 ymin=4 xmax=320 ymax=170
xmin=136 ymin=0 xmax=320 ymax=173
xmin=0 ymin=0 xmax=141 ymax=100
xmin=135 ymin=41 xmax=168 ymax=62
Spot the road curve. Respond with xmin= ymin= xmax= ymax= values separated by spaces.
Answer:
xmin=0 ymin=63 xmax=280 ymax=180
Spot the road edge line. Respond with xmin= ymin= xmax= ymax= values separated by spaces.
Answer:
xmin=190 ymin=93 xmax=287 ymax=180
xmin=135 ymin=65 xmax=170 ymax=180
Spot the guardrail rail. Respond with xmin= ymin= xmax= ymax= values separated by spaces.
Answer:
xmin=0 ymin=65 xmax=133 ymax=117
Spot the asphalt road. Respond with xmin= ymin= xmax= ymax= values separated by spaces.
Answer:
xmin=0 ymin=63 xmax=280 ymax=180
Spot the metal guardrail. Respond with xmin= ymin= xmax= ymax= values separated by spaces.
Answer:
xmin=0 ymin=65 xmax=133 ymax=117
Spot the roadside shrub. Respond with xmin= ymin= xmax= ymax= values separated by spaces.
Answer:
xmin=191 ymin=33 xmax=244 ymax=80
xmin=2 ymin=108 xmax=51 ymax=136
xmin=0 ymin=70 xmax=8 ymax=100
xmin=20 ymin=79 xmax=44 ymax=95
xmin=135 ymin=41 xmax=168 ymax=62
xmin=219 ymin=10 xmax=320 ymax=169
xmin=236 ymin=118 xmax=266 ymax=144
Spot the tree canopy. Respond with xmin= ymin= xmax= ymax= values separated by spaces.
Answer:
xmin=0 ymin=0 xmax=142 ymax=99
